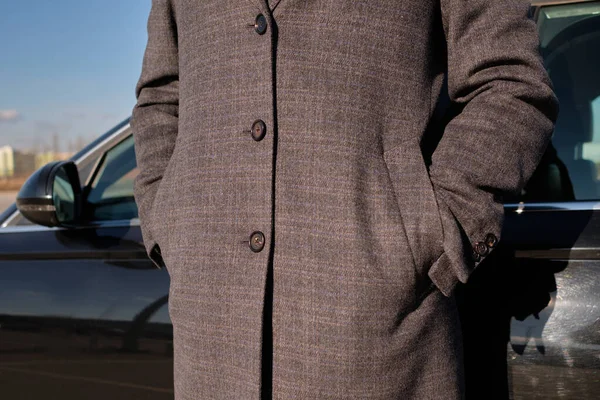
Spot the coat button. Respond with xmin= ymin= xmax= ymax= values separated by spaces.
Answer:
xmin=474 ymin=241 xmax=488 ymax=257
xmin=255 ymin=14 xmax=267 ymax=35
xmin=251 ymin=120 xmax=267 ymax=141
xmin=485 ymin=233 xmax=498 ymax=248
xmin=249 ymin=231 xmax=266 ymax=252
xmin=472 ymin=249 xmax=481 ymax=263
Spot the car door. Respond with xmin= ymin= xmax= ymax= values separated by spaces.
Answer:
xmin=0 ymin=132 xmax=173 ymax=400
xmin=459 ymin=2 xmax=600 ymax=399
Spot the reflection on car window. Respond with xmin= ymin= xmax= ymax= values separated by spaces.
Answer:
xmin=53 ymin=166 xmax=76 ymax=223
xmin=514 ymin=3 xmax=600 ymax=202
xmin=86 ymin=135 xmax=138 ymax=221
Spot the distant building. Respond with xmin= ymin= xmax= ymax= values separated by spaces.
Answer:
xmin=14 ymin=152 xmax=36 ymax=176
xmin=35 ymin=151 xmax=73 ymax=170
xmin=0 ymin=146 xmax=37 ymax=178
xmin=0 ymin=146 xmax=15 ymax=177
xmin=0 ymin=146 xmax=74 ymax=178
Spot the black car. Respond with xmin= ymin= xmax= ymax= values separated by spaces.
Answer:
xmin=1 ymin=1 xmax=599 ymax=398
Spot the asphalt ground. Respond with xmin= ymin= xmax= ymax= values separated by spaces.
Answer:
xmin=0 ymin=360 xmax=174 ymax=400
xmin=2 ymin=358 xmax=598 ymax=399
xmin=0 ymin=330 xmax=174 ymax=400
xmin=510 ymin=364 xmax=600 ymax=399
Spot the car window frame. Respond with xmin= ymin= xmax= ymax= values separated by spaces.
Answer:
xmin=508 ymin=1 xmax=600 ymax=209
xmin=81 ymin=134 xmax=138 ymax=223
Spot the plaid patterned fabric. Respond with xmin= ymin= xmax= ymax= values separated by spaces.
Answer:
xmin=131 ymin=0 xmax=557 ymax=398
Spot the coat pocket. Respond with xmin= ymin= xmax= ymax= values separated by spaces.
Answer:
xmin=148 ymin=152 xmax=179 ymax=250
xmin=383 ymin=138 xmax=445 ymax=284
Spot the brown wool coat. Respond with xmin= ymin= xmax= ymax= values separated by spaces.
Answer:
xmin=131 ymin=0 xmax=558 ymax=398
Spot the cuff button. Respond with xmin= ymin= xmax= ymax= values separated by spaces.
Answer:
xmin=474 ymin=241 xmax=489 ymax=257
xmin=485 ymin=233 xmax=498 ymax=248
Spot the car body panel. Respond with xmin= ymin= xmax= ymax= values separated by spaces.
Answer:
xmin=0 ymin=224 xmax=174 ymax=398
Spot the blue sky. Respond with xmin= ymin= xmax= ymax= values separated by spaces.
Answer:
xmin=0 ymin=0 xmax=151 ymax=152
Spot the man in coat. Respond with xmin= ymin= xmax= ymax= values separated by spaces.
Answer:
xmin=131 ymin=0 xmax=558 ymax=398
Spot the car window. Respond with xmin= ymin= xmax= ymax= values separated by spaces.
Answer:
xmin=85 ymin=135 xmax=139 ymax=221
xmin=512 ymin=2 xmax=600 ymax=203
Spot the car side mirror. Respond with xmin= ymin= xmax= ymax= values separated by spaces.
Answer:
xmin=16 ymin=161 xmax=82 ymax=227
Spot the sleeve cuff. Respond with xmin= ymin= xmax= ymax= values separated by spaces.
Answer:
xmin=428 ymin=189 xmax=503 ymax=297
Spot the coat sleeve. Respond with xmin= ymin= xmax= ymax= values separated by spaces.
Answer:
xmin=131 ymin=0 xmax=179 ymax=269
xmin=427 ymin=0 xmax=559 ymax=295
